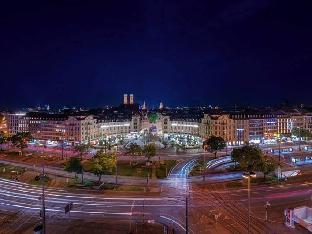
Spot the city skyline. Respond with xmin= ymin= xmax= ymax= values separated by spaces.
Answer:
xmin=1 ymin=1 xmax=312 ymax=234
xmin=1 ymin=1 xmax=312 ymax=109
xmin=1 ymin=96 xmax=310 ymax=112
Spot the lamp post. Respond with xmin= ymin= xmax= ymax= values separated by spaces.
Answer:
xmin=40 ymin=164 xmax=46 ymax=234
xmin=202 ymin=141 xmax=207 ymax=181
xmin=277 ymin=138 xmax=283 ymax=181
xmin=60 ymin=139 xmax=65 ymax=160
xmin=115 ymin=158 xmax=118 ymax=185
xmin=265 ymin=201 xmax=271 ymax=221
xmin=298 ymin=127 xmax=301 ymax=151
xmin=185 ymin=177 xmax=190 ymax=234
xmin=203 ymin=153 xmax=206 ymax=181
xmin=185 ymin=195 xmax=189 ymax=234
xmin=242 ymin=171 xmax=256 ymax=234
xmin=115 ymin=145 xmax=118 ymax=185
xmin=278 ymin=139 xmax=281 ymax=163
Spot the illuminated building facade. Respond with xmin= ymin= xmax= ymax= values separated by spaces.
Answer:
xmin=4 ymin=113 xmax=28 ymax=135
xmin=27 ymin=113 xmax=67 ymax=141
xmin=201 ymin=113 xmax=249 ymax=145
xmin=98 ymin=120 xmax=131 ymax=137
xmin=3 ymin=105 xmax=312 ymax=145
xmin=304 ymin=114 xmax=312 ymax=131
xmin=0 ymin=114 xmax=7 ymax=133
xmin=65 ymin=115 xmax=97 ymax=143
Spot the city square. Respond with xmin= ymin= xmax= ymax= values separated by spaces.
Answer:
xmin=1 ymin=1 xmax=312 ymax=234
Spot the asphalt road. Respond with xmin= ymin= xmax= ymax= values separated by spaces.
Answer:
xmin=1 ymin=174 xmax=311 ymax=233
xmin=0 ymin=177 xmax=188 ymax=234
xmin=1 ymin=142 xmax=312 ymax=233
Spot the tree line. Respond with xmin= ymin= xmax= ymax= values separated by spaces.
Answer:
xmin=0 ymin=131 xmax=32 ymax=155
xmin=202 ymin=135 xmax=278 ymax=181
xmin=65 ymin=142 xmax=157 ymax=184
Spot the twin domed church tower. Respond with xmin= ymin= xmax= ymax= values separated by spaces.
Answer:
xmin=123 ymin=93 xmax=134 ymax=105
xmin=123 ymin=93 xmax=164 ymax=110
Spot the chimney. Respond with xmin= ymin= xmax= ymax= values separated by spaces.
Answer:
xmin=123 ymin=94 xmax=128 ymax=105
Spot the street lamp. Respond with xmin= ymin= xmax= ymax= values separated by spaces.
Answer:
xmin=265 ymin=201 xmax=271 ymax=221
xmin=242 ymin=171 xmax=256 ymax=234
xmin=40 ymin=164 xmax=46 ymax=234
xmin=60 ymin=139 xmax=65 ymax=160
xmin=203 ymin=153 xmax=206 ymax=181
xmin=278 ymin=138 xmax=281 ymax=163
xmin=115 ymin=144 xmax=118 ymax=185
xmin=298 ymin=127 xmax=301 ymax=151
xmin=277 ymin=138 xmax=283 ymax=181
xmin=185 ymin=195 xmax=189 ymax=234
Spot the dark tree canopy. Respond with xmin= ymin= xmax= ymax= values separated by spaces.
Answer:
xmin=143 ymin=143 xmax=156 ymax=161
xmin=231 ymin=145 xmax=262 ymax=171
xmin=10 ymin=132 xmax=32 ymax=155
xmin=256 ymin=155 xmax=277 ymax=181
xmin=292 ymin=127 xmax=312 ymax=139
xmin=65 ymin=157 xmax=83 ymax=175
xmin=128 ymin=143 xmax=142 ymax=156
xmin=203 ymin=136 xmax=226 ymax=158
xmin=99 ymin=140 xmax=112 ymax=153
xmin=90 ymin=150 xmax=117 ymax=182
xmin=74 ymin=144 xmax=90 ymax=159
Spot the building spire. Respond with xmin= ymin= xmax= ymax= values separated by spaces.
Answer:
xmin=159 ymin=101 xmax=164 ymax=110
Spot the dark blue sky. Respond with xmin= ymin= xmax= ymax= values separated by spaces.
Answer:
xmin=1 ymin=0 xmax=312 ymax=109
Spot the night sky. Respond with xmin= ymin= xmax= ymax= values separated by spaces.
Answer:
xmin=1 ymin=0 xmax=312 ymax=109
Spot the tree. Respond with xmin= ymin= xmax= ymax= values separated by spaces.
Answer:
xmin=175 ymin=143 xmax=186 ymax=153
xmin=280 ymin=133 xmax=291 ymax=139
xmin=291 ymin=127 xmax=311 ymax=151
xmin=89 ymin=157 xmax=105 ymax=183
xmin=148 ymin=113 xmax=158 ymax=124
xmin=142 ymin=143 xmax=156 ymax=186
xmin=0 ymin=131 xmax=8 ymax=151
xmin=128 ymin=143 xmax=142 ymax=165
xmin=203 ymin=136 xmax=226 ymax=158
xmin=99 ymin=139 xmax=112 ymax=153
xmin=91 ymin=150 xmax=117 ymax=183
xmin=142 ymin=143 xmax=156 ymax=162
xmin=10 ymin=132 xmax=32 ymax=156
xmin=292 ymin=127 xmax=311 ymax=140
xmin=162 ymin=140 xmax=168 ymax=149
xmin=65 ymin=157 xmax=84 ymax=183
xmin=90 ymin=159 xmax=105 ymax=183
xmin=256 ymin=155 xmax=277 ymax=181
xmin=74 ymin=144 xmax=90 ymax=160
xmin=231 ymin=148 xmax=241 ymax=167
xmin=230 ymin=145 xmax=262 ymax=171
